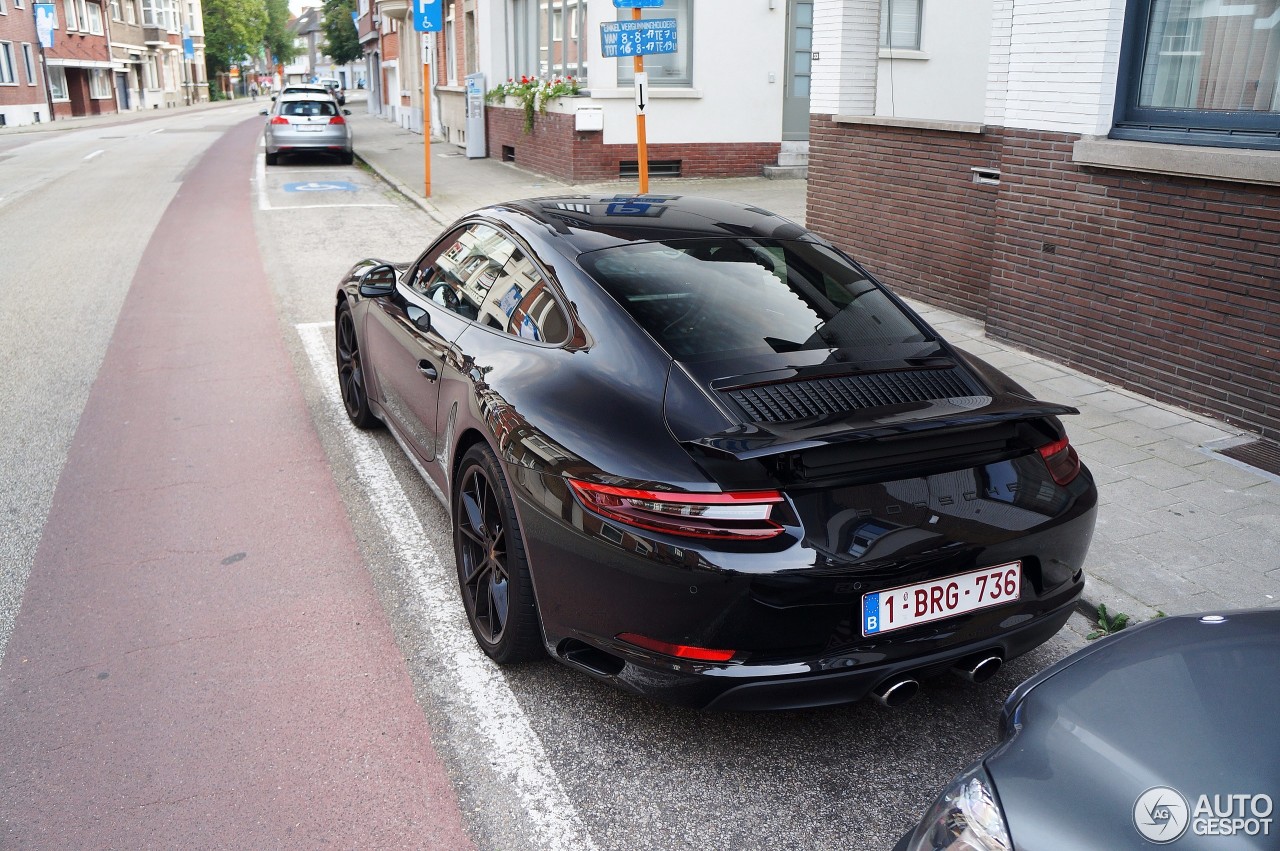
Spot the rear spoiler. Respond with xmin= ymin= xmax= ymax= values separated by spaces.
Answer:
xmin=682 ymin=394 xmax=1079 ymax=461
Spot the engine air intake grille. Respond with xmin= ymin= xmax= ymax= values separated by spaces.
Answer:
xmin=725 ymin=369 xmax=977 ymax=423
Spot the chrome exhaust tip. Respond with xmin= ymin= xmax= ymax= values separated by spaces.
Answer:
xmin=871 ymin=677 xmax=920 ymax=708
xmin=954 ymin=654 xmax=1003 ymax=684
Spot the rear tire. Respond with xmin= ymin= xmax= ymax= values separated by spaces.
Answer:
xmin=341 ymin=151 xmax=355 ymax=165
xmin=265 ymin=151 xmax=278 ymax=166
xmin=335 ymin=302 xmax=380 ymax=430
xmin=453 ymin=444 xmax=544 ymax=664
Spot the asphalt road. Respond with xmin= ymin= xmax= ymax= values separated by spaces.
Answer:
xmin=1 ymin=107 xmax=1090 ymax=850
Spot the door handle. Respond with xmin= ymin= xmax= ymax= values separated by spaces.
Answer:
xmin=417 ymin=360 xmax=439 ymax=382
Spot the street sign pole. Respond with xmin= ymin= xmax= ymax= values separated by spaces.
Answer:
xmin=632 ymin=8 xmax=649 ymax=194
xmin=413 ymin=0 xmax=443 ymax=198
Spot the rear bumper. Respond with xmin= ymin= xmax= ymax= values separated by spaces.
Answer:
xmin=516 ymin=465 xmax=1096 ymax=710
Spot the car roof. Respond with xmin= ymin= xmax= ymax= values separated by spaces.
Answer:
xmin=482 ymin=195 xmax=819 ymax=256
xmin=277 ymin=91 xmax=334 ymax=101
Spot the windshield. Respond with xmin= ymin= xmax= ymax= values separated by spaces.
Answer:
xmin=579 ymin=239 xmax=928 ymax=361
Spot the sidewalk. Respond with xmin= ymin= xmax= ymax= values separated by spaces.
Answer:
xmin=349 ymin=95 xmax=1280 ymax=627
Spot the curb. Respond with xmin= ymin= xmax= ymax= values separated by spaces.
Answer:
xmin=354 ymin=151 xmax=448 ymax=227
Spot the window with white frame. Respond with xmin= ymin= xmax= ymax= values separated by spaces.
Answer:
xmin=64 ymin=0 xmax=79 ymax=29
xmin=445 ymin=4 xmax=455 ymax=84
xmin=617 ymin=0 xmax=688 ymax=86
xmin=89 ymin=67 xmax=111 ymax=97
xmin=145 ymin=53 xmax=159 ymax=87
xmin=510 ymin=0 xmax=586 ymax=83
xmin=140 ymin=0 xmax=155 ymax=26
xmin=880 ymin=0 xmax=921 ymax=50
xmin=109 ymin=0 xmax=120 ymax=19
xmin=22 ymin=43 xmax=35 ymax=84
xmin=0 ymin=0 xmax=8 ymax=16
xmin=14 ymin=0 xmax=23 ymax=9
xmin=1113 ymin=0 xmax=1280 ymax=149
xmin=85 ymin=1 xmax=103 ymax=33
xmin=125 ymin=0 xmax=135 ymax=23
xmin=48 ymin=65 xmax=68 ymax=98
xmin=75 ymin=0 xmax=89 ymax=29
xmin=0 ymin=43 xmax=16 ymax=85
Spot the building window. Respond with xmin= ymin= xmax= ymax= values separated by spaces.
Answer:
xmin=109 ymin=0 xmax=120 ymax=19
xmin=0 ymin=0 xmax=8 ymax=15
xmin=90 ymin=67 xmax=111 ymax=97
xmin=510 ymin=0 xmax=586 ymax=82
xmin=22 ymin=42 xmax=35 ymax=84
xmin=85 ymin=0 xmax=103 ymax=33
xmin=880 ymin=0 xmax=921 ymax=50
xmin=125 ymin=0 xmax=135 ymax=24
xmin=145 ymin=53 xmax=159 ymax=88
xmin=617 ymin=0 xmax=688 ymax=86
xmin=64 ymin=0 xmax=78 ymax=29
xmin=48 ymin=65 xmax=68 ymax=97
xmin=1114 ymin=0 xmax=1280 ymax=149
xmin=140 ymin=0 xmax=155 ymax=26
xmin=0 ymin=43 xmax=15 ymax=85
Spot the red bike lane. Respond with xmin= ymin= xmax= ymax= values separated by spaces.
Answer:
xmin=0 ymin=118 xmax=474 ymax=849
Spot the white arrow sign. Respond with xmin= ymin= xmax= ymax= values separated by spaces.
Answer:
xmin=634 ymin=71 xmax=648 ymax=116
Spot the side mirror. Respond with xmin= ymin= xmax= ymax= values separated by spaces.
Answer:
xmin=358 ymin=263 xmax=398 ymax=298
xmin=259 ymin=109 xmax=268 ymax=116
xmin=343 ymin=109 xmax=352 ymax=115
xmin=270 ymin=94 xmax=277 ymax=101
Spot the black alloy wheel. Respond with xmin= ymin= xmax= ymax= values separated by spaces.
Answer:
xmin=336 ymin=302 xmax=380 ymax=429
xmin=453 ymin=444 xmax=543 ymax=664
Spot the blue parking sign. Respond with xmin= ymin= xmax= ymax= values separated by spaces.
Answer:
xmin=413 ymin=0 xmax=442 ymax=32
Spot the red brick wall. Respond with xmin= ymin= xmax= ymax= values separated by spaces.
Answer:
xmin=806 ymin=116 xmax=998 ymax=319
xmin=806 ymin=117 xmax=1280 ymax=442
xmin=485 ymin=104 xmax=780 ymax=182
xmin=988 ymin=127 xmax=1280 ymax=440
xmin=47 ymin=2 xmax=111 ymax=63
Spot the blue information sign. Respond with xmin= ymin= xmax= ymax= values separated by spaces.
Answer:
xmin=600 ymin=18 xmax=677 ymax=58
xmin=613 ymin=0 xmax=664 ymax=6
xmin=412 ymin=0 xmax=442 ymax=32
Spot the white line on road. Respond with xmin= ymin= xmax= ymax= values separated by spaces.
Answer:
xmin=297 ymin=321 xmax=598 ymax=851
xmin=83 ymin=150 xmax=105 ymax=161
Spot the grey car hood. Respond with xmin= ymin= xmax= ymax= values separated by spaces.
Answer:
xmin=986 ymin=610 xmax=1280 ymax=850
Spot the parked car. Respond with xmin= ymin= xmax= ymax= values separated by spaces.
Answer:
xmin=261 ymin=92 xmax=353 ymax=165
xmin=334 ymin=196 xmax=1097 ymax=710
xmin=318 ymin=77 xmax=346 ymax=105
xmin=895 ymin=609 xmax=1280 ymax=850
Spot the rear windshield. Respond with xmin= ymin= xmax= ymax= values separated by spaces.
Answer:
xmin=281 ymin=99 xmax=337 ymax=117
xmin=579 ymin=239 xmax=928 ymax=360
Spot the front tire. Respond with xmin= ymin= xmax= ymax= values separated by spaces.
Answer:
xmin=336 ymin=301 xmax=380 ymax=429
xmin=453 ymin=444 xmax=544 ymax=664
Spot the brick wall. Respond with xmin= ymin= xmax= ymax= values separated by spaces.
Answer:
xmin=807 ymin=116 xmax=1280 ymax=442
xmin=806 ymin=115 xmax=999 ymax=318
xmin=485 ymin=104 xmax=780 ymax=182
xmin=989 ymin=128 xmax=1280 ymax=440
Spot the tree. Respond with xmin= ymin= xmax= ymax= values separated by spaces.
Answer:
xmin=203 ymin=0 xmax=268 ymax=76
xmin=321 ymin=0 xmax=362 ymax=67
xmin=264 ymin=0 xmax=299 ymax=67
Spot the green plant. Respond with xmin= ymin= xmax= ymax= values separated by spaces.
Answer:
xmin=1086 ymin=603 xmax=1130 ymax=640
xmin=485 ymin=75 xmax=581 ymax=133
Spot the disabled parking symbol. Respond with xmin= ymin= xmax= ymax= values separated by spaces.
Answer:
xmin=283 ymin=181 xmax=359 ymax=193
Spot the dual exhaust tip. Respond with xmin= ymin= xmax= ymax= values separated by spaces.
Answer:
xmin=871 ymin=654 xmax=1003 ymax=708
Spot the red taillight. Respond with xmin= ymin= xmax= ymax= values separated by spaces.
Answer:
xmin=617 ymin=633 xmax=737 ymax=663
xmin=567 ymin=479 xmax=785 ymax=540
xmin=1038 ymin=437 xmax=1081 ymax=486
xmin=269 ymin=115 xmax=289 ymax=125
xmin=329 ymin=114 xmax=345 ymax=125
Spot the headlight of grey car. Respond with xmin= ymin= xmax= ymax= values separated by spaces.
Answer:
xmin=905 ymin=762 xmax=1012 ymax=851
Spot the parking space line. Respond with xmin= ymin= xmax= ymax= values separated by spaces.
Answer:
xmin=255 ymin=156 xmax=395 ymax=210
xmin=296 ymin=322 xmax=598 ymax=851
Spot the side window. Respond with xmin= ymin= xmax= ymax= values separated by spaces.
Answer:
xmin=508 ymin=282 xmax=569 ymax=344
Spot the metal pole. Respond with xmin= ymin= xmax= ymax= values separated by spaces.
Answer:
xmin=632 ymin=7 xmax=648 ymax=194
xmin=423 ymin=41 xmax=432 ymax=198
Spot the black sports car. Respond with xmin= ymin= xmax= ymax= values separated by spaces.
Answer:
xmin=895 ymin=610 xmax=1280 ymax=850
xmin=334 ymin=195 xmax=1097 ymax=710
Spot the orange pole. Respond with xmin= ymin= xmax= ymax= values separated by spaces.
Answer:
xmin=633 ymin=7 xmax=648 ymax=194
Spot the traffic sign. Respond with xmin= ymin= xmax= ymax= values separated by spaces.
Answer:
xmin=600 ymin=18 xmax=677 ymax=58
xmin=413 ymin=0 xmax=442 ymax=32
xmin=613 ymin=0 xmax=664 ymax=6
xmin=634 ymin=71 xmax=648 ymax=115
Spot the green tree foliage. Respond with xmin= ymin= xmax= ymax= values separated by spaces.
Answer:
xmin=203 ymin=0 xmax=268 ymax=75
xmin=321 ymin=0 xmax=362 ymax=67
xmin=264 ymin=0 xmax=300 ymax=65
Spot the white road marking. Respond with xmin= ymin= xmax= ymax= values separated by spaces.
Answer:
xmin=297 ymin=321 xmax=598 ymax=851
xmin=83 ymin=150 xmax=105 ymax=161
xmin=150 ymin=128 xmax=165 ymax=135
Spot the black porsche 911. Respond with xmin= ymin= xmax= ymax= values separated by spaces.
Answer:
xmin=334 ymin=195 xmax=1097 ymax=710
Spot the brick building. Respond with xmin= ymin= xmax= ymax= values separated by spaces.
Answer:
xmin=808 ymin=0 xmax=1280 ymax=441
xmin=45 ymin=0 xmax=117 ymax=117
xmin=107 ymin=0 xmax=207 ymax=109
xmin=0 ymin=0 xmax=49 ymax=126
